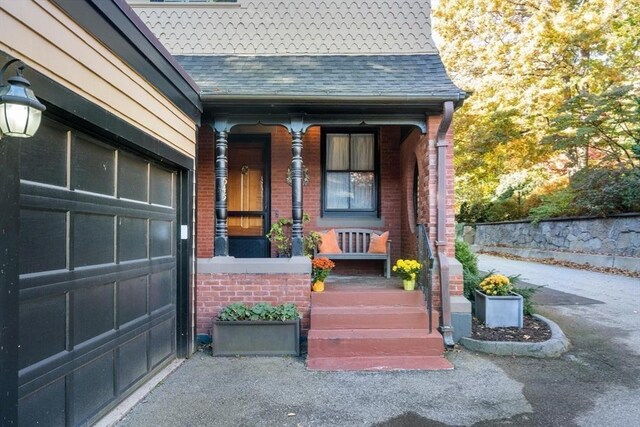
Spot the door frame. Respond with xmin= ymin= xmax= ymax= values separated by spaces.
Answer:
xmin=227 ymin=133 xmax=271 ymax=258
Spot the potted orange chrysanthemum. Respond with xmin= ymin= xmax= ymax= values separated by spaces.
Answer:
xmin=311 ymin=257 xmax=335 ymax=292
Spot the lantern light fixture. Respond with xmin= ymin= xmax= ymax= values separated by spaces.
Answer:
xmin=0 ymin=59 xmax=46 ymax=139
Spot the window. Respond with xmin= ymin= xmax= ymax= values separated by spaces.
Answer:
xmin=322 ymin=131 xmax=378 ymax=216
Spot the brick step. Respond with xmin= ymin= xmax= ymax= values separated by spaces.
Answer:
xmin=310 ymin=306 xmax=440 ymax=330
xmin=307 ymin=355 xmax=453 ymax=371
xmin=312 ymin=289 xmax=425 ymax=307
xmin=307 ymin=329 xmax=445 ymax=358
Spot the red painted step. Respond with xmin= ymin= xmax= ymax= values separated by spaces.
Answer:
xmin=307 ymin=355 xmax=453 ymax=371
xmin=310 ymin=306 xmax=440 ymax=330
xmin=311 ymin=289 xmax=425 ymax=307
xmin=307 ymin=329 xmax=445 ymax=358
xmin=307 ymin=285 xmax=451 ymax=371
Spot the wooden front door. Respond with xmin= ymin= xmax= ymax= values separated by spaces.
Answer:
xmin=228 ymin=135 xmax=270 ymax=258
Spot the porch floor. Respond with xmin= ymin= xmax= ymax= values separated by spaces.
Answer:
xmin=307 ymin=275 xmax=453 ymax=371
xmin=324 ymin=274 xmax=404 ymax=289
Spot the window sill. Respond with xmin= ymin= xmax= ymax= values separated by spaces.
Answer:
xmin=316 ymin=216 xmax=385 ymax=228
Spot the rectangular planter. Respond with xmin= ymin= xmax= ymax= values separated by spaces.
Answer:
xmin=212 ymin=319 xmax=300 ymax=356
xmin=475 ymin=291 xmax=524 ymax=328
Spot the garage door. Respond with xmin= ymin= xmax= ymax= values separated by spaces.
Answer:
xmin=17 ymin=117 xmax=178 ymax=426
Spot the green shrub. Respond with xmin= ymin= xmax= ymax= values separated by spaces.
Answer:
xmin=218 ymin=302 xmax=300 ymax=321
xmin=570 ymin=166 xmax=640 ymax=216
xmin=457 ymin=201 xmax=492 ymax=224
xmin=528 ymin=166 xmax=640 ymax=221
xmin=455 ymin=239 xmax=481 ymax=300
xmin=217 ymin=302 xmax=250 ymax=321
xmin=529 ymin=188 xmax=577 ymax=222
xmin=513 ymin=285 xmax=540 ymax=316
xmin=504 ymin=274 xmax=541 ymax=316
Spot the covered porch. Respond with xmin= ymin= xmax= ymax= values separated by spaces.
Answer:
xmin=181 ymin=54 xmax=469 ymax=361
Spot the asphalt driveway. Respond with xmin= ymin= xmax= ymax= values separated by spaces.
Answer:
xmin=113 ymin=256 xmax=640 ymax=426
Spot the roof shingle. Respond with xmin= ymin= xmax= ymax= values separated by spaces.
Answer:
xmin=175 ymin=54 xmax=465 ymax=101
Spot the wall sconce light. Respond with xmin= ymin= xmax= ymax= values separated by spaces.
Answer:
xmin=0 ymin=59 xmax=46 ymax=139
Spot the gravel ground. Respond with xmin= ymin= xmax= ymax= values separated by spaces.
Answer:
xmin=113 ymin=256 xmax=640 ymax=426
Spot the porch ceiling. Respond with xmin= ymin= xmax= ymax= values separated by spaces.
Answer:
xmin=176 ymin=54 xmax=466 ymax=113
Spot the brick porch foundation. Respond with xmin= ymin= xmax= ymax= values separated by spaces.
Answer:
xmin=196 ymin=258 xmax=312 ymax=340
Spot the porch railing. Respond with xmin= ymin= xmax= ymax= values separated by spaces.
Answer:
xmin=417 ymin=223 xmax=435 ymax=333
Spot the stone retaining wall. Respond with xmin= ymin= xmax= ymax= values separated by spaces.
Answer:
xmin=474 ymin=214 xmax=640 ymax=257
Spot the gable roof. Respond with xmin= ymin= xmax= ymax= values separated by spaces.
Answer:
xmin=176 ymin=54 xmax=466 ymax=104
xmin=130 ymin=0 xmax=438 ymax=56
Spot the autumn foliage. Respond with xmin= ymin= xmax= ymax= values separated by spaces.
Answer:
xmin=434 ymin=0 xmax=640 ymax=222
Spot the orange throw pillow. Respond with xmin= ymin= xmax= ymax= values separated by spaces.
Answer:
xmin=368 ymin=231 xmax=389 ymax=254
xmin=318 ymin=229 xmax=342 ymax=254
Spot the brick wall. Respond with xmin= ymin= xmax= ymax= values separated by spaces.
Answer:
xmin=197 ymin=125 xmax=214 ymax=258
xmin=379 ymin=127 xmax=403 ymax=264
xmin=196 ymin=272 xmax=311 ymax=336
xmin=399 ymin=129 xmax=422 ymax=259
xmin=424 ymin=115 xmax=462 ymax=298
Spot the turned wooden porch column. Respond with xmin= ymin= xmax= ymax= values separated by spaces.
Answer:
xmin=213 ymin=119 xmax=229 ymax=256
xmin=290 ymin=128 xmax=304 ymax=256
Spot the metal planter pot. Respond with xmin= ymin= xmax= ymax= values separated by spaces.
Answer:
xmin=475 ymin=291 xmax=524 ymax=328
xmin=212 ymin=319 xmax=300 ymax=356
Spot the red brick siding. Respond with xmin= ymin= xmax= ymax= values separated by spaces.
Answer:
xmin=196 ymin=273 xmax=311 ymax=336
xmin=424 ymin=115 xmax=462 ymax=298
xmin=270 ymin=126 xmax=294 ymax=238
xmin=399 ymin=129 xmax=423 ymax=259
xmin=378 ymin=127 xmax=403 ymax=264
xmin=197 ymin=125 xmax=214 ymax=258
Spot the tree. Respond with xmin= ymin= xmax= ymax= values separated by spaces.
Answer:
xmin=433 ymin=0 xmax=640 ymax=209
xmin=544 ymin=85 xmax=640 ymax=168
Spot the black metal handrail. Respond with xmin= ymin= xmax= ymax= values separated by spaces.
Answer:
xmin=417 ymin=223 xmax=435 ymax=333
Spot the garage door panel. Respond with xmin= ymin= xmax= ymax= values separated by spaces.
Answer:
xmin=150 ymin=166 xmax=173 ymax=207
xmin=21 ymin=182 xmax=175 ymax=219
xmin=72 ymin=352 xmax=116 ymax=425
xmin=149 ymin=319 xmax=174 ymax=369
xmin=117 ymin=334 xmax=149 ymax=393
xmin=150 ymin=220 xmax=173 ymax=257
xmin=19 ymin=294 xmax=67 ymax=370
xmin=20 ymin=117 xmax=68 ymax=187
xmin=118 ymin=217 xmax=148 ymax=261
xmin=20 ymin=208 xmax=67 ymax=275
xmin=118 ymin=153 xmax=149 ymax=202
xmin=117 ymin=275 xmax=148 ymax=326
xmin=73 ymin=213 xmax=115 ymax=268
xmin=73 ymin=282 xmax=115 ymax=346
xmin=19 ymin=307 xmax=175 ymax=392
xmin=20 ymin=258 xmax=175 ymax=297
xmin=71 ymin=134 xmax=115 ymax=196
xmin=18 ymin=377 xmax=66 ymax=427
xmin=149 ymin=269 xmax=173 ymax=312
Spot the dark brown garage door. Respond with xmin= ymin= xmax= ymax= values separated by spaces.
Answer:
xmin=17 ymin=118 xmax=178 ymax=426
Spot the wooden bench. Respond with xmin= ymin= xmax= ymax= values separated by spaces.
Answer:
xmin=313 ymin=228 xmax=391 ymax=278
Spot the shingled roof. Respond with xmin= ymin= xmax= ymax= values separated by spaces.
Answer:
xmin=175 ymin=54 xmax=466 ymax=102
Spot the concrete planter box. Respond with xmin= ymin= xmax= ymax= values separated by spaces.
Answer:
xmin=212 ymin=319 xmax=300 ymax=356
xmin=475 ymin=291 xmax=523 ymax=328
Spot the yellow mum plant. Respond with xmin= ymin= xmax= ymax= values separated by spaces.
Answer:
xmin=478 ymin=274 xmax=512 ymax=296
xmin=392 ymin=259 xmax=422 ymax=281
